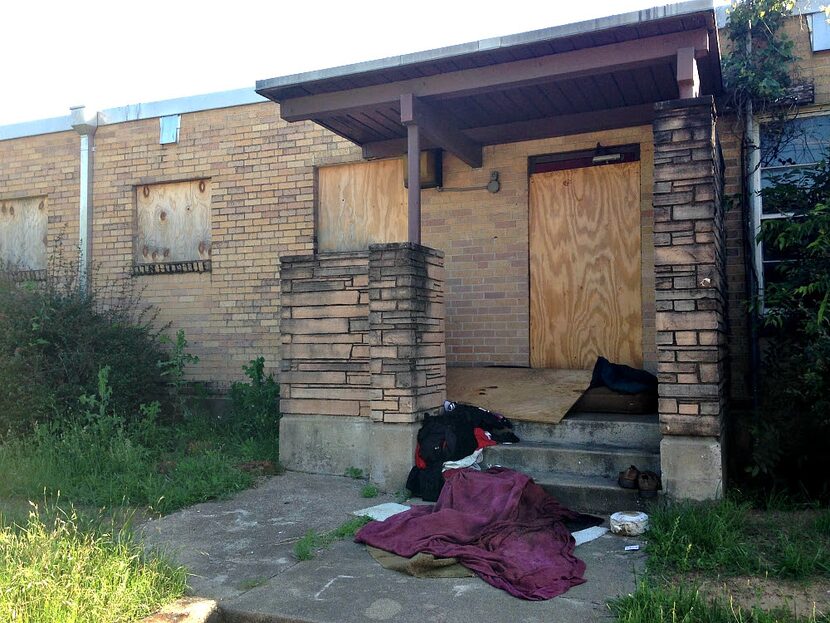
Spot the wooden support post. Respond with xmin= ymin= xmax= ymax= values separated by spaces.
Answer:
xmin=401 ymin=93 xmax=423 ymax=244
xmin=406 ymin=122 xmax=421 ymax=244
xmin=676 ymin=47 xmax=700 ymax=99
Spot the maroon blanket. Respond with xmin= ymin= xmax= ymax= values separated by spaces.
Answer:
xmin=355 ymin=468 xmax=587 ymax=600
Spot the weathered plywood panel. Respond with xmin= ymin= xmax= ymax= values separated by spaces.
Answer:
xmin=530 ymin=162 xmax=642 ymax=369
xmin=447 ymin=367 xmax=591 ymax=424
xmin=136 ymin=179 xmax=211 ymax=263
xmin=318 ymin=159 xmax=406 ymax=252
xmin=0 ymin=196 xmax=47 ymax=270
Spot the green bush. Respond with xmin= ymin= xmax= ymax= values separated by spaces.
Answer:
xmin=229 ymin=357 xmax=280 ymax=439
xmin=752 ymin=157 xmax=830 ymax=498
xmin=0 ymin=243 xmax=169 ymax=435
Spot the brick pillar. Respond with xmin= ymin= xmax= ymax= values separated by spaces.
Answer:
xmin=652 ymin=96 xmax=727 ymax=500
xmin=368 ymin=242 xmax=446 ymax=423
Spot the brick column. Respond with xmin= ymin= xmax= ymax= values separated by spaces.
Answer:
xmin=368 ymin=243 xmax=446 ymax=423
xmin=279 ymin=252 xmax=371 ymax=419
xmin=652 ymin=96 xmax=727 ymax=500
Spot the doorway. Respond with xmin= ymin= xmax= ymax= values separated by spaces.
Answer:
xmin=529 ymin=156 xmax=643 ymax=369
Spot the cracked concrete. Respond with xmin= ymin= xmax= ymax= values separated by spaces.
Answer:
xmin=140 ymin=471 xmax=646 ymax=623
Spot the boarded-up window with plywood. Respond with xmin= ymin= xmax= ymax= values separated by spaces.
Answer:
xmin=0 ymin=197 xmax=47 ymax=272
xmin=135 ymin=179 xmax=211 ymax=270
xmin=317 ymin=159 xmax=406 ymax=252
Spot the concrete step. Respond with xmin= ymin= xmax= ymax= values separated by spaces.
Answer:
xmin=532 ymin=471 xmax=662 ymax=516
xmin=484 ymin=441 xmax=660 ymax=479
xmin=511 ymin=412 xmax=660 ymax=451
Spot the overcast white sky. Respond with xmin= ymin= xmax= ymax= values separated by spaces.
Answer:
xmin=0 ymin=0 xmax=729 ymax=126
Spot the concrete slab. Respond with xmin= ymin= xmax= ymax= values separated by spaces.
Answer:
xmin=140 ymin=472 xmax=399 ymax=600
xmin=140 ymin=471 xmax=646 ymax=623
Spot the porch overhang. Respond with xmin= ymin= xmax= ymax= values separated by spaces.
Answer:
xmin=256 ymin=0 xmax=722 ymax=163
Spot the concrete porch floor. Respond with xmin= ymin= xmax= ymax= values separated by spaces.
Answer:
xmin=140 ymin=471 xmax=647 ymax=623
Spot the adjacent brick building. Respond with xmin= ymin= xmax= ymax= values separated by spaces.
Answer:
xmin=2 ymin=1 xmax=829 ymax=498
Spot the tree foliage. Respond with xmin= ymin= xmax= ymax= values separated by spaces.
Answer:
xmin=722 ymin=0 xmax=797 ymax=120
xmin=753 ymin=159 xmax=830 ymax=496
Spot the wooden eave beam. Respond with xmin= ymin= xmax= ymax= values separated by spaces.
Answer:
xmin=362 ymin=103 xmax=655 ymax=159
xmin=677 ymin=47 xmax=701 ymax=99
xmin=400 ymin=94 xmax=483 ymax=168
xmin=279 ymin=29 xmax=710 ymax=122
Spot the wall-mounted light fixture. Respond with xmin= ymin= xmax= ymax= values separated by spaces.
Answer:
xmin=591 ymin=142 xmax=623 ymax=164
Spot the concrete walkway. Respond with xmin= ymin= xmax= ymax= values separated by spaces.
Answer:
xmin=140 ymin=472 xmax=646 ymax=623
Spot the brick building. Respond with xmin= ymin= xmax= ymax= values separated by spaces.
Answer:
xmin=2 ymin=0 xmax=829 ymax=502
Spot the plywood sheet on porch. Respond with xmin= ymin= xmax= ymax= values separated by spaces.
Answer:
xmin=446 ymin=367 xmax=592 ymax=424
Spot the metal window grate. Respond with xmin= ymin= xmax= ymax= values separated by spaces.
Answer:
xmin=131 ymin=260 xmax=211 ymax=276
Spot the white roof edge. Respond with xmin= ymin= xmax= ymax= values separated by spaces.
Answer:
xmin=256 ymin=0 xmax=717 ymax=94
xmin=0 ymin=116 xmax=74 ymax=141
xmin=0 ymin=87 xmax=266 ymax=142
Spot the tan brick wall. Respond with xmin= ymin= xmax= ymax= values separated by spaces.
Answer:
xmin=280 ymin=251 xmax=371 ymax=418
xmin=0 ymin=131 xmax=79 ymax=262
xmin=785 ymin=15 xmax=830 ymax=106
xmin=422 ymin=126 xmax=657 ymax=373
xmin=1 ymin=110 xmax=658 ymax=387
xmin=90 ymin=103 xmax=359 ymax=385
xmin=280 ymin=244 xmax=445 ymax=424
xmin=652 ymin=97 xmax=727 ymax=438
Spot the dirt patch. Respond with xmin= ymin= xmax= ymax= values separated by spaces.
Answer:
xmin=681 ymin=573 xmax=830 ymax=618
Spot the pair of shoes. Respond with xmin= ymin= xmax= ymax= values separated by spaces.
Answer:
xmin=618 ymin=465 xmax=640 ymax=489
xmin=617 ymin=465 xmax=663 ymax=498
xmin=637 ymin=470 xmax=662 ymax=498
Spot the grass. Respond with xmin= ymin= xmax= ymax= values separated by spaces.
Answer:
xmin=645 ymin=499 xmax=830 ymax=580
xmin=610 ymin=581 xmax=829 ymax=623
xmin=610 ymin=499 xmax=830 ymax=623
xmin=0 ymin=502 xmax=186 ymax=623
xmin=0 ymin=408 xmax=280 ymax=516
xmin=344 ymin=467 xmax=365 ymax=479
xmin=361 ymin=484 xmax=379 ymax=498
xmin=238 ymin=577 xmax=268 ymax=591
xmin=0 ymin=400 xmax=279 ymax=621
xmin=292 ymin=516 xmax=372 ymax=561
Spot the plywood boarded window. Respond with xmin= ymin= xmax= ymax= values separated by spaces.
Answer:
xmin=0 ymin=196 xmax=47 ymax=271
xmin=317 ymin=159 xmax=406 ymax=252
xmin=135 ymin=179 xmax=211 ymax=266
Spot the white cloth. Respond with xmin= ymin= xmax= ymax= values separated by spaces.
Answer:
xmin=442 ymin=448 xmax=483 ymax=472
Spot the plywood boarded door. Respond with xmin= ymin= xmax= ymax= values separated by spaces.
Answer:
xmin=530 ymin=162 xmax=642 ymax=369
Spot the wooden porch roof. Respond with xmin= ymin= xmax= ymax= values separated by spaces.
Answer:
xmin=256 ymin=1 xmax=722 ymax=164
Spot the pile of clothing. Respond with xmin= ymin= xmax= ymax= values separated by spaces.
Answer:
xmin=357 ymin=467 xmax=589 ymax=600
xmin=405 ymin=401 xmax=518 ymax=502
xmin=358 ymin=402 xmax=597 ymax=600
